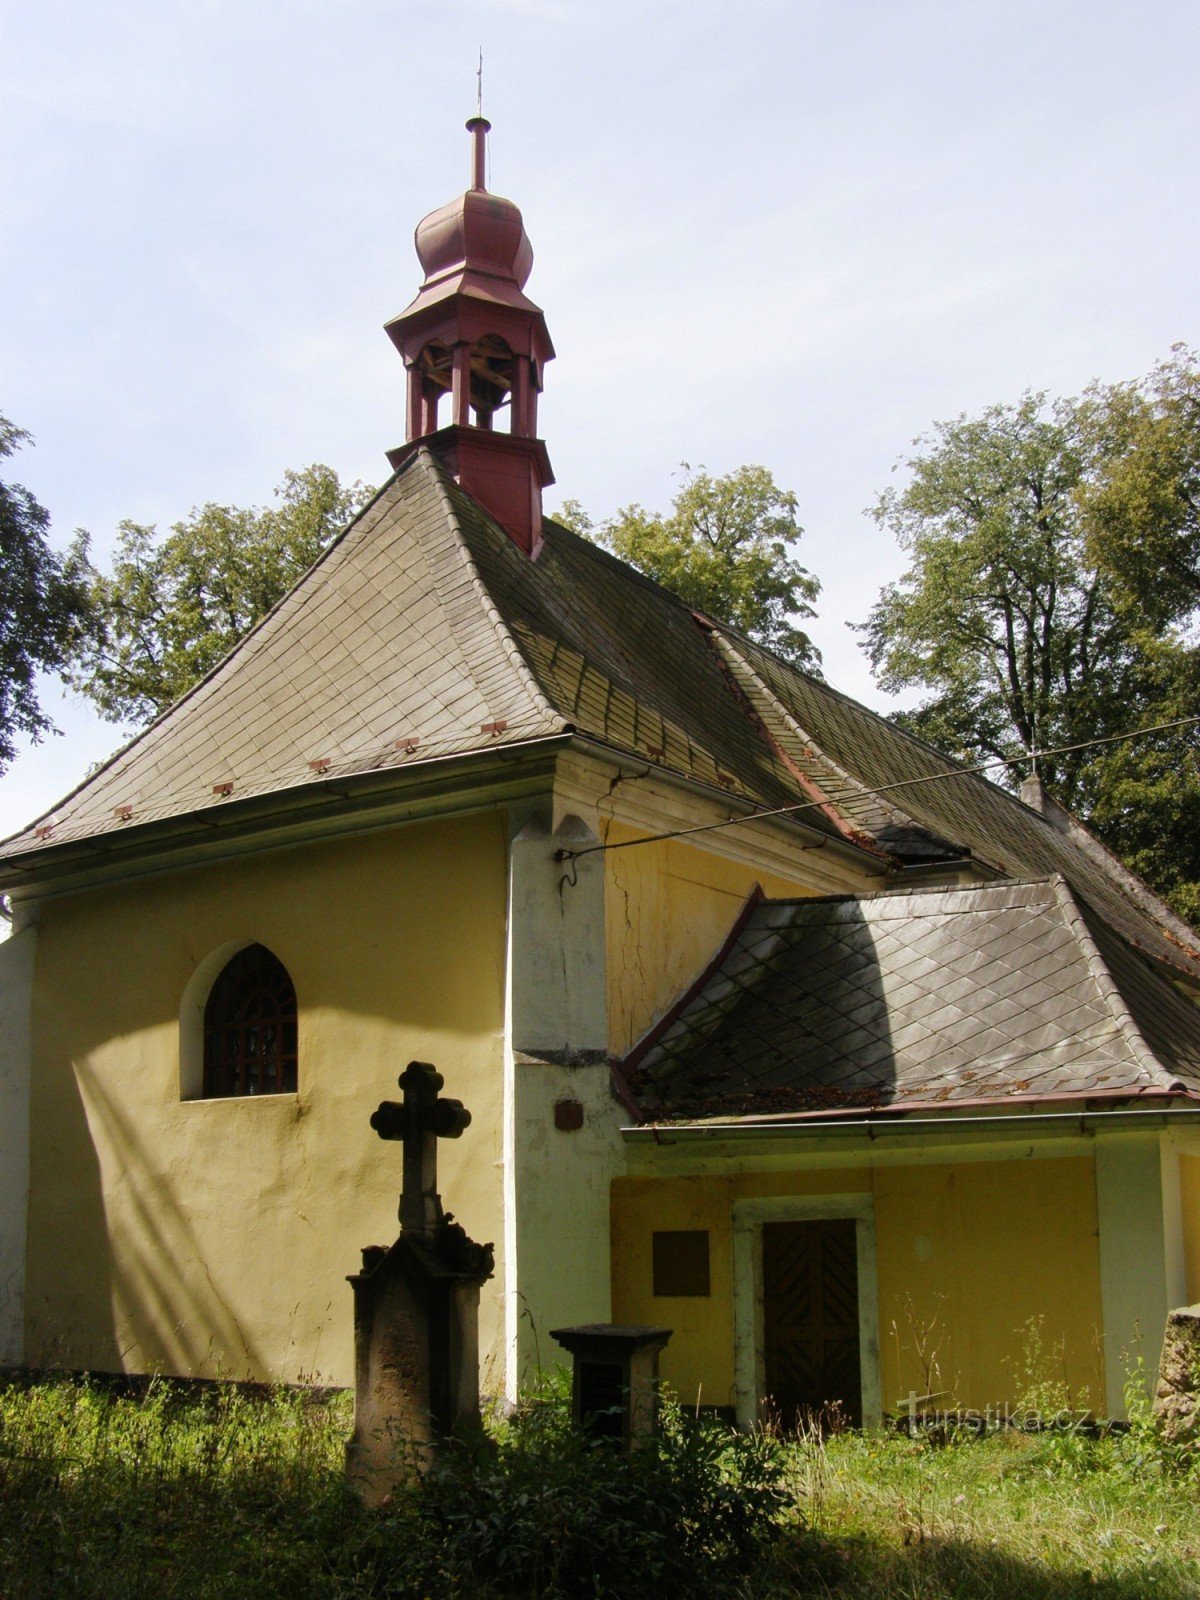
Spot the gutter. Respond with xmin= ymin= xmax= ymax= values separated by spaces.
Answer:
xmin=1 ymin=721 xmax=889 ymax=903
xmin=621 ymin=1106 xmax=1200 ymax=1142
xmin=3 ymin=711 xmax=901 ymax=907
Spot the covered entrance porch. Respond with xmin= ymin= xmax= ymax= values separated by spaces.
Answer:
xmin=610 ymin=1118 xmax=1200 ymax=1426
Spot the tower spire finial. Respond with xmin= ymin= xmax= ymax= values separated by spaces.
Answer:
xmin=465 ymin=111 xmax=490 ymax=192
xmin=466 ymin=55 xmax=490 ymax=193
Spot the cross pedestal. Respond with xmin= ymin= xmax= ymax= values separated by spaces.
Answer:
xmin=346 ymin=1061 xmax=494 ymax=1502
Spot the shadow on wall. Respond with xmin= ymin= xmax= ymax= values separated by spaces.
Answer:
xmin=28 ymin=1059 xmax=267 ymax=1380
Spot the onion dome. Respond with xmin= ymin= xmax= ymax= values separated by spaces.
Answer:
xmin=415 ymin=187 xmax=535 ymax=293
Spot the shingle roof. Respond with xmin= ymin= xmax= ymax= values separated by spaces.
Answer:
xmin=714 ymin=631 xmax=1200 ymax=977
xmin=4 ymin=450 xmax=1199 ymax=993
xmin=447 ymin=475 xmax=847 ymax=827
xmin=617 ymin=877 xmax=1200 ymax=1123
xmin=1 ymin=453 xmax=566 ymax=853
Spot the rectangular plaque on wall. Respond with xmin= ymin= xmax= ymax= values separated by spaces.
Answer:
xmin=652 ymin=1229 xmax=711 ymax=1297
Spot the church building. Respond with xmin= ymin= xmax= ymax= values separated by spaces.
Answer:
xmin=3 ymin=120 xmax=1200 ymax=1425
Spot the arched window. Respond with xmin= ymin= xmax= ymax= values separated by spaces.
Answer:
xmin=203 ymin=944 xmax=297 ymax=1097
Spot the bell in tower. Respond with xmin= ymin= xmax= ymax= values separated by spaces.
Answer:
xmin=385 ymin=118 xmax=555 ymax=557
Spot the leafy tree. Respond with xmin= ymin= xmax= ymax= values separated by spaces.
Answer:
xmin=0 ymin=415 xmax=90 ymax=771
xmin=70 ymin=464 xmax=373 ymax=726
xmin=1076 ymin=345 xmax=1200 ymax=628
xmin=862 ymin=370 xmax=1200 ymax=926
xmin=1082 ymin=639 xmax=1200 ymax=929
xmin=556 ymin=464 xmax=821 ymax=670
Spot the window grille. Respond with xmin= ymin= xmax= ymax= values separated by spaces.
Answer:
xmin=203 ymin=944 xmax=297 ymax=1097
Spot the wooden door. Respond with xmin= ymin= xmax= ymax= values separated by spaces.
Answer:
xmin=761 ymin=1219 xmax=861 ymax=1429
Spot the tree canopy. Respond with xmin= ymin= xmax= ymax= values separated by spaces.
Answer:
xmin=556 ymin=463 xmax=821 ymax=670
xmin=0 ymin=416 xmax=90 ymax=772
xmin=862 ymin=355 xmax=1200 ymax=926
xmin=1076 ymin=346 xmax=1200 ymax=628
xmin=69 ymin=465 xmax=374 ymax=726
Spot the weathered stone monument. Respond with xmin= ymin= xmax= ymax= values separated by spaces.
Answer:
xmin=1153 ymin=1303 xmax=1200 ymax=1444
xmin=346 ymin=1060 xmax=494 ymax=1501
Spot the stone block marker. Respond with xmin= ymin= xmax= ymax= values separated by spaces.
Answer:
xmin=550 ymin=1324 xmax=672 ymax=1448
xmin=1153 ymin=1303 xmax=1200 ymax=1444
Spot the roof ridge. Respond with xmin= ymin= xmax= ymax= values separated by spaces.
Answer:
xmin=687 ymin=877 xmax=1061 ymax=917
xmin=720 ymin=632 xmax=1200 ymax=974
xmin=422 ymin=452 xmax=565 ymax=732
xmin=0 ymin=465 xmax=409 ymax=849
xmin=725 ymin=626 xmax=1058 ymax=827
xmin=861 ymin=879 xmax=1051 ymax=914
xmin=1021 ymin=777 xmax=1200 ymax=967
xmin=712 ymin=631 xmax=1026 ymax=880
xmin=712 ymin=631 xmax=927 ymax=840
xmin=1048 ymin=875 xmax=1183 ymax=1093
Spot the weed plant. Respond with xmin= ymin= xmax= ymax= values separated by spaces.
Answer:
xmin=0 ymin=1374 xmax=787 ymax=1600
xmin=354 ymin=1383 xmax=788 ymax=1597
xmin=3 ymin=1371 xmax=1200 ymax=1598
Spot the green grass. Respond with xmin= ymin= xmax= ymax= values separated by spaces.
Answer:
xmin=1 ymin=1375 xmax=1198 ymax=1598
xmin=0 ymin=1377 xmax=355 ymax=1600
xmin=783 ymin=1426 xmax=1200 ymax=1598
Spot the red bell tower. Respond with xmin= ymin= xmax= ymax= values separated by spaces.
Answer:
xmin=385 ymin=118 xmax=555 ymax=557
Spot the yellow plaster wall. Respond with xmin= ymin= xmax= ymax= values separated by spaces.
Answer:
xmin=1180 ymin=1154 xmax=1200 ymax=1304
xmin=874 ymin=1159 xmax=1105 ymax=1415
xmin=604 ymin=827 xmax=822 ymax=1055
xmin=612 ymin=1176 xmax=736 ymax=1408
xmin=612 ymin=1156 xmax=1106 ymax=1417
xmin=25 ymin=812 xmax=508 ymax=1388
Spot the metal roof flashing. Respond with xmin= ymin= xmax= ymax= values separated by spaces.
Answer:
xmin=621 ymin=1099 xmax=1200 ymax=1143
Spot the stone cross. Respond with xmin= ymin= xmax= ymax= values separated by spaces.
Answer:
xmin=370 ymin=1060 xmax=471 ymax=1237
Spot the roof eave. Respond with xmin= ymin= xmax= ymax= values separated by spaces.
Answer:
xmin=563 ymin=731 xmax=896 ymax=876
xmin=0 ymin=734 xmax=572 ymax=903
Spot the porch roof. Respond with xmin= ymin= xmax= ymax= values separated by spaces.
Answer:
xmin=616 ymin=877 xmax=1200 ymax=1124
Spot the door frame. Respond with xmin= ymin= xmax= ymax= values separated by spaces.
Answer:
xmin=732 ymin=1193 xmax=882 ymax=1430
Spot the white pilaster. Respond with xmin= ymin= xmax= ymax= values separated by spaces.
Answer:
xmin=503 ymin=805 xmax=622 ymax=1400
xmin=0 ymin=920 xmax=36 ymax=1364
xmin=1161 ymin=1141 xmax=1187 ymax=1312
xmin=1095 ymin=1134 xmax=1181 ymax=1417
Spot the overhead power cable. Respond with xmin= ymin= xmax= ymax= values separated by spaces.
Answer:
xmin=554 ymin=714 xmax=1200 ymax=863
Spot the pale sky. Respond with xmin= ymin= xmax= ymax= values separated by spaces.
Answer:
xmin=3 ymin=0 xmax=1198 ymax=838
